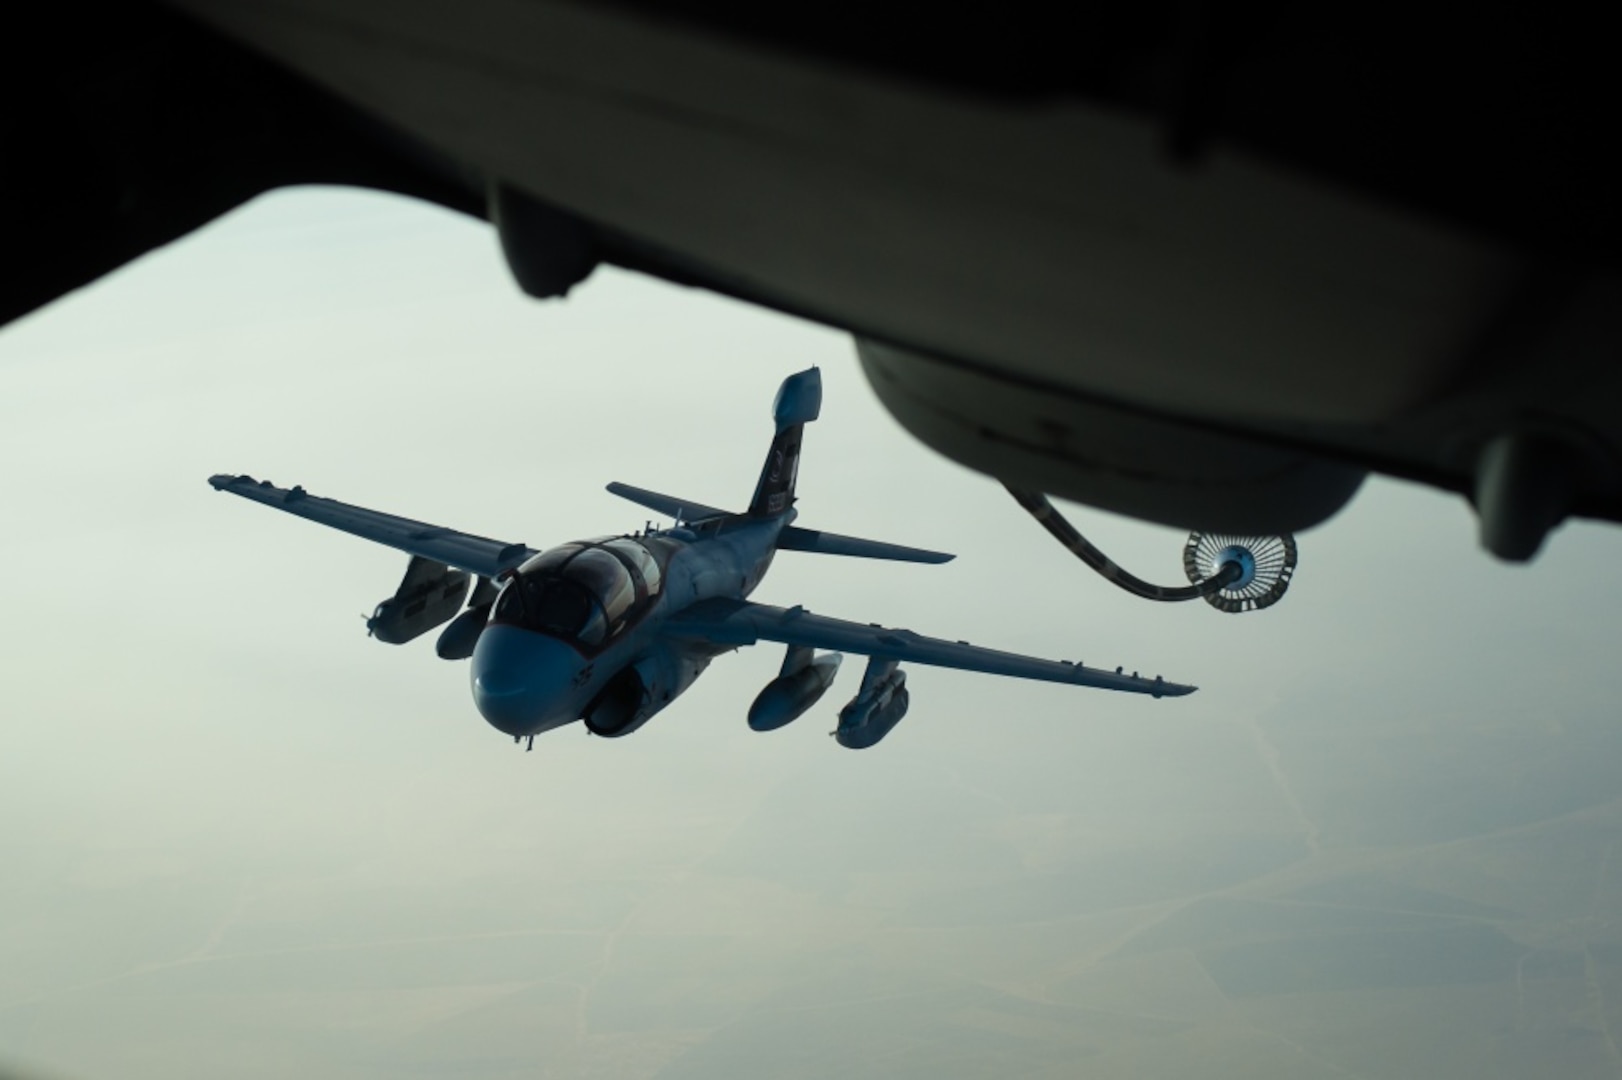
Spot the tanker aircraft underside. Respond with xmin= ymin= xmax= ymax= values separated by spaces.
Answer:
xmin=209 ymin=368 xmax=1194 ymax=751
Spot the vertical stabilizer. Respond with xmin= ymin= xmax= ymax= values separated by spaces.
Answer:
xmin=749 ymin=368 xmax=822 ymax=517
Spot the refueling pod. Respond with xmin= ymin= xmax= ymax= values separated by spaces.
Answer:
xmin=835 ymin=656 xmax=910 ymax=750
xmin=366 ymin=556 xmax=470 ymax=644
xmin=748 ymin=645 xmax=843 ymax=731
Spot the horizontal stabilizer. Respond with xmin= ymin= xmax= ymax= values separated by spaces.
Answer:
xmin=605 ymin=482 xmax=728 ymax=522
xmin=777 ymin=526 xmax=954 ymax=564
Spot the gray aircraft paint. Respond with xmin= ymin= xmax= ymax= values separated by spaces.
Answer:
xmin=209 ymin=369 xmax=1191 ymax=751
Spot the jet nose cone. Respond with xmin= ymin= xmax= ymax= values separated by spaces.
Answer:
xmin=471 ymin=625 xmax=584 ymax=737
xmin=473 ymin=664 xmax=528 ymax=699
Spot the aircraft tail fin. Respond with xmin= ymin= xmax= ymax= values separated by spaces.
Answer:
xmin=748 ymin=368 xmax=822 ymax=517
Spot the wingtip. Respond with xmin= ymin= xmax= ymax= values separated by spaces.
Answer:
xmin=1148 ymin=673 xmax=1198 ymax=698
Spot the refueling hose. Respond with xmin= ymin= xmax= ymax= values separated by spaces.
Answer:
xmin=1004 ymin=485 xmax=1243 ymax=601
xmin=1005 ymin=484 xmax=1298 ymax=613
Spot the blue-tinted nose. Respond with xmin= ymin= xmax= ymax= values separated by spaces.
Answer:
xmin=471 ymin=625 xmax=586 ymax=736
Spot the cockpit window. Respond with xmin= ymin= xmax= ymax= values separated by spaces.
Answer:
xmin=530 ymin=577 xmax=606 ymax=646
xmin=603 ymin=538 xmax=663 ymax=595
xmin=492 ymin=537 xmax=667 ymax=649
xmin=492 ymin=574 xmax=607 ymax=647
xmin=565 ymin=549 xmax=637 ymax=624
xmin=515 ymin=544 xmax=584 ymax=578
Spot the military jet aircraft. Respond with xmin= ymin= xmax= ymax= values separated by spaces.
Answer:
xmin=209 ymin=368 xmax=1193 ymax=750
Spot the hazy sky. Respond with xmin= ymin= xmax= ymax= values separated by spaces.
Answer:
xmin=3 ymin=188 xmax=1622 ymax=1080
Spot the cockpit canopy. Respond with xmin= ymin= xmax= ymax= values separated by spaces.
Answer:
xmin=491 ymin=537 xmax=670 ymax=649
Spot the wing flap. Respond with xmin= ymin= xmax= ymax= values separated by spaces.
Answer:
xmin=665 ymin=598 xmax=1194 ymax=697
xmin=209 ymin=474 xmax=535 ymax=579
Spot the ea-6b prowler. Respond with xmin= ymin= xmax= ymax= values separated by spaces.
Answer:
xmin=209 ymin=368 xmax=1196 ymax=750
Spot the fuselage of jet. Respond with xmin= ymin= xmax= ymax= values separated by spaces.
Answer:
xmin=472 ymin=509 xmax=786 ymax=739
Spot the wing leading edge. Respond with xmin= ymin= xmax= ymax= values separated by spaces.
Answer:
xmin=605 ymin=482 xmax=728 ymax=523
xmin=776 ymin=526 xmax=954 ymax=564
xmin=664 ymin=598 xmax=1195 ymax=697
xmin=208 ymin=474 xmax=536 ymax=579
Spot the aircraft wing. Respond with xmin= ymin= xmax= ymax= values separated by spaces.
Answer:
xmin=208 ymin=474 xmax=536 ymax=579
xmin=664 ymin=598 xmax=1194 ymax=697
xmin=605 ymin=482 xmax=729 ymax=522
